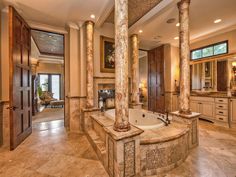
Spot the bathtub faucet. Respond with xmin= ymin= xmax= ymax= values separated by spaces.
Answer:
xmin=157 ymin=112 xmax=170 ymax=126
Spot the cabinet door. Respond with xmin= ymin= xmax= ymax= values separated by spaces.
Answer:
xmin=172 ymin=95 xmax=179 ymax=111
xmin=200 ymin=102 xmax=215 ymax=119
xmin=230 ymin=99 xmax=236 ymax=123
xmin=190 ymin=101 xmax=199 ymax=113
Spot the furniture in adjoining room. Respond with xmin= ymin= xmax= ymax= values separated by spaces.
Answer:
xmin=39 ymin=91 xmax=57 ymax=107
xmin=50 ymin=100 xmax=65 ymax=108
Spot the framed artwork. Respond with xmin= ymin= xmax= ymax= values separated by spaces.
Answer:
xmin=100 ymin=36 xmax=115 ymax=73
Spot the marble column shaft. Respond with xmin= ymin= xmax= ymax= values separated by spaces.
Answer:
xmin=85 ymin=21 xmax=94 ymax=108
xmin=131 ymin=34 xmax=140 ymax=104
xmin=113 ymin=0 xmax=130 ymax=132
xmin=178 ymin=0 xmax=191 ymax=114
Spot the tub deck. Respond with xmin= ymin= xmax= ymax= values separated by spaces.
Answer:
xmin=140 ymin=122 xmax=189 ymax=144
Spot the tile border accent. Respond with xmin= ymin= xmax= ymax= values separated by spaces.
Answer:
xmin=124 ymin=140 xmax=136 ymax=177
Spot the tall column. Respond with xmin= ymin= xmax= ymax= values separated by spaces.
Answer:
xmin=113 ymin=0 xmax=130 ymax=132
xmin=85 ymin=21 xmax=94 ymax=108
xmin=131 ymin=34 xmax=140 ymax=104
xmin=178 ymin=0 xmax=191 ymax=115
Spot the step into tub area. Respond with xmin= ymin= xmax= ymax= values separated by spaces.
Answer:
xmin=84 ymin=110 xmax=200 ymax=176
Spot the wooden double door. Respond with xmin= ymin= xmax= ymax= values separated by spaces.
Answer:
xmin=148 ymin=45 xmax=165 ymax=113
xmin=9 ymin=6 xmax=32 ymax=150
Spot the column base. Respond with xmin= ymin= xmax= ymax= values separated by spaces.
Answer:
xmin=179 ymin=109 xmax=192 ymax=115
xmin=113 ymin=122 xmax=131 ymax=132
xmin=129 ymin=102 xmax=143 ymax=109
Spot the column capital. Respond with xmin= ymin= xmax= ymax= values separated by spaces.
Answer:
xmin=85 ymin=20 xmax=95 ymax=26
xmin=177 ymin=0 xmax=191 ymax=9
xmin=130 ymin=33 xmax=138 ymax=38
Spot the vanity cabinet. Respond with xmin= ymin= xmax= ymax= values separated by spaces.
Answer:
xmin=190 ymin=97 xmax=215 ymax=120
xmin=229 ymin=99 xmax=236 ymax=124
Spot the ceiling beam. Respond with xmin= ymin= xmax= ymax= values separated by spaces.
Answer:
xmin=28 ymin=20 xmax=68 ymax=34
xmin=95 ymin=0 xmax=114 ymax=28
xmin=128 ymin=0 xmax=178 ymax=35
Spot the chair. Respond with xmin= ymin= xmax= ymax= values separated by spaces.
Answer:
xmin=39 ymin=91 xmax=57 ymax=107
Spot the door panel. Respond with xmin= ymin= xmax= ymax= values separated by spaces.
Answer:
xmin=148 ymin=46 xmax=165 ymax=113
xmin=9 ymin=6 xmax=32 ymax=150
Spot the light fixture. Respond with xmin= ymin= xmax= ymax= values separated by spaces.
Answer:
xmin=176 ymin=23 xmax=180 ymax=27
xmin=214 ymin=19 xmax=222 ymax=24
xmin=139 ymin=30 xmax=143 ymax=33
xmin=174 ymin=36 xmax=179 ymax=40
xmin=90 ymin=14 xmax=95 ymax=19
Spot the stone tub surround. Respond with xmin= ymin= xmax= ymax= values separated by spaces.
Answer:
xmin=81 ymin=107 xmax=101 ymax=132
xmin=87 ymin=113 xmax=199 ymax=176
xmin=171 ymin=111 xmax=200 ymax=149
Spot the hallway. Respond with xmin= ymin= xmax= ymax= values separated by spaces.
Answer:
xmin=0 ymin=120 xmax=109 ymax=177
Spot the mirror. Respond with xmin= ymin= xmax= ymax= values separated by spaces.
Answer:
xmin=191 ymin=59 xmax=231 ymax=92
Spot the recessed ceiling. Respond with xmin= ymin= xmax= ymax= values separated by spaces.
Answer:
xmin=31 ymin=30 xmax=64 ymax=56
xmin=105 ymin=0 xmax=163 ymax=27
xmin=133 ymin=0 xmax=236 ymax=50
xmin=2 ymin=0 xmax=111 ymax=27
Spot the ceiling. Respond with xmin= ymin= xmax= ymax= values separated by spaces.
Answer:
xmin=31 ymin=30 xmax=64 ymax=56
xmin=2 ymin=0 xmax=111 ymax=27
xmin=131 ymin=0 xmax=236 ymax=50
xmin=105 ymin=0 xmax=163 ymax=27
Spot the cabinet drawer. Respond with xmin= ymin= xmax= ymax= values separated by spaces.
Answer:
xmin=215 ymin=104 xmax=228 ymax=110
xmin=216 ymin=115 xmax=228 ymax=122
xmin=216 ymin=109 xmax=228 ymax=116
xmin=215 ymin=98 xmax=228 ymax=104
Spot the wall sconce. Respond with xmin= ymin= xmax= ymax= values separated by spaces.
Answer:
xmin=232 ymin=62 xmax=236 ymax=74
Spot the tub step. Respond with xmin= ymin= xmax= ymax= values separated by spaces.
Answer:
xmin=86 ymin=129 xmax=106 ymax=164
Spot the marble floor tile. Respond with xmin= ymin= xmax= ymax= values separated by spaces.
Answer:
xmin=0 ymin=113 xmax=236 ymax=177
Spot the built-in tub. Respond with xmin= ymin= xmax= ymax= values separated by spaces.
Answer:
xmin=104 ymin=108 xmax=169 ymax=130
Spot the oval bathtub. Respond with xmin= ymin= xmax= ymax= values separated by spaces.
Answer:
xmin=104 ymin=108 xmax=166 ymax=130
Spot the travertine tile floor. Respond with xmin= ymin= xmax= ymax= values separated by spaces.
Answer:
xmin=0 ymin=119 xmax=235 ymax=177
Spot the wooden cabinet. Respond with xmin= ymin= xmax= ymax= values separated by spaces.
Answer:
xmin=201 ymin=102 xmax=215 ymax=118
xmin=172 ymin=94 xmax=179 ymax=111
xmin=230 ymin=99 xmax=236 ymax=123
xmin=190 ymin=101 xmax=199 ymax=113
xmin=148 ymin=45 xmax=165 ymax=113
xmin=190 ymin=96 xmax=215 ymax=120
xmin=190 ymin=96 xmax=230 ymax=126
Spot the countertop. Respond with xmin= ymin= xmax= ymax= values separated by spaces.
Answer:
xmin=173 ymin=92 xmax=236 ymax=99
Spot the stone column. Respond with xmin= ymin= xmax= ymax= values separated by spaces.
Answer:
xmin=113 ymin=0 xmax=130 ymax=132
xmin=131 ymin=34 xmax=140 ymax=104
xmin=178 ymin=0 xmax=191 ymax=115
xmin=85 ymin=21 xmax=94 ymax=108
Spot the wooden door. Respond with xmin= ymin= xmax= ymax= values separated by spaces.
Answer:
xmin=217 ymin=60 xmax=228 ymax=91
xmin=148 ymin=46 xmax=165 ymax=113
xmin=9 ymin=6 xmax=32 ymax=150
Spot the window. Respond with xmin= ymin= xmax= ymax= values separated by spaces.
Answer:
xmin=39 ymin=74 xmax=61 ymax=100
xmin=191 ymin=41 xmax=228 ymax=60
